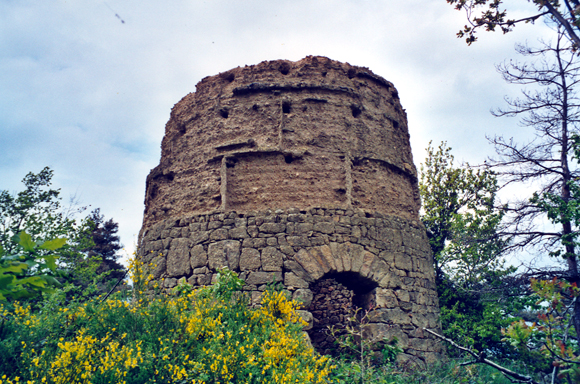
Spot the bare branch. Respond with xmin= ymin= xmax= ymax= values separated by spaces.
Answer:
xmin=424 ymin=328 xmax=539 ymax=384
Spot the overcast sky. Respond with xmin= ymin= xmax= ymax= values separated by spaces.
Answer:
xmin=0 ymin=0 xmax=555 ymax=260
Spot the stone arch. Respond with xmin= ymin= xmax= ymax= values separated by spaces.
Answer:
xmin=306 ymin=271 xmax=378 ymax=354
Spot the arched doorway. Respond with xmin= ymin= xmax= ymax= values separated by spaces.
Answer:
xmin=307 ymin=271 xmax=378 ymax=355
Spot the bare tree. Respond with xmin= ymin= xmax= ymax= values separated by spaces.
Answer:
xmin=488 ymin=29 xmax=580 ymax=336
xmin=446 ymin=0 xmax=580 ymax=47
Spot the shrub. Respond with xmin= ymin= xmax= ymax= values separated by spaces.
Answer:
xmin=0 ymin=261 xmax=332 ymax=384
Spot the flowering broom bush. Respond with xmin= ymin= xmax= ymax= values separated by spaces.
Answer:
xmin=0 ymin=259 xmax=333 ymax=384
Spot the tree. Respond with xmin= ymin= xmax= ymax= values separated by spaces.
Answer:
xmin=0 ymin=168 xmax=126 ymax=294
xmin=446 ymin=0 xmax=580 ymax=47
xmin=419 ymin=142 xmax=519 ymax=353
xmin=420 ymin=141 xmax=508 ymax=287
xmin=0 ymin=167 xmax=80 ymax=254
xmin=486 ymin=30 xmax=580 ymax=342
xmin=86 ymin=208 xmax=125 ymax=284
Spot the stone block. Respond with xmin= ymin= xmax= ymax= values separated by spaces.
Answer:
xmin=166 ymin=238 xmax=192 ymax=277
xmin=313 ymin=221 xmax=334 ymax=234
xmin=169 ymin=227 xmax=182 ymax=238
xmin=259 ymin=222 xmax=286 ymax=233
xmin=209 ymin=228 xmax=229 ymax=241
xmin=295 ymin=222 xmax=314 ymax=234
xmin=190 ymin=231 xmax=209 ymax=245
xmin=296 ymin=310 xmax=313 ymax=330
xmin=207 ymin=220 xmax=223 ymax=230
xmin=284 ymin=272 xmax=309 ymax=289
xmin=375 ymin=288 xmax=397 ymax=308
xmin=190 ymin=244 xmax=207 ymax=269
xmin=246 ymin=271 xmax=283 ymax=285
xmin=208 ymin=240 xmax=241 ymax=270
xmin=251 ymin=291 xmax=264 ymax=306
xmin=368 ymin=308 xmax=411 ymax=325
xmin=163 ymin=277 xmax=177 ymax=288
xmin=284 ymin=260 xmax=314 ymax=283
xmin=294 ymin=248 xmax=324 ymax=280
xmin=396 ymin=289 xmax=410 ymax=302
xmin=307 ymin=246 xmax=334 ymax=273
xmin=293 ymin=289 xmax=314 ymax=309
xmin=286 ymin=236 xmax=311 ymax=247
xmin=229 ymin=226 xmax=249 ymax=239
xmin=328 ymin=242 xmax=344 ymax=272
xmin=359 ymin=251 xmax=375 ymax=277
xmin=197 ymin=273 xmax=212 ymax=286
xmin=261 ymin=246 xmax=284 ymax=271
xmin=151 ymin=256 xmax=166 ymax=279
xmin=239 ymin=248 xmax=261 ymax=271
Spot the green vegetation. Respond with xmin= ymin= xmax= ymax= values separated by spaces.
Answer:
xmin=0 ymin=262 xmax=331 ymax=384
xmin=0 ymin=167 xmax=126 ymax=297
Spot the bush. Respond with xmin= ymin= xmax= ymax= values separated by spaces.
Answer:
xmin=0 ymin=261 xmax=332 ymax=384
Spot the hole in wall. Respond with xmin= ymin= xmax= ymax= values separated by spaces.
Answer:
xmin=307 ymin=272 xmax=378 ymax=355
xmin=347 ymin=68 xmax=357 ymax=79
xmin=219 ymin=71 xmax=236 ymax=82
xmin=393 ymin=120 xmax=399 ymax=128
xmin=284 ymin=154 xmax=296 ymax=164
xmin=279 ymin=62 xmax=291 ymax=75
xmin=226 ymin=157 xmax=238 ymax=168
xmin=351 ymin=105 xmax=362 ymax=118
xmin=219 ymin=108 xmax=229 ymax=118
xmin=282 ymin=101 xmax=292 ymax=114
xmin=252 ymin=104 xmax=259 ymax=111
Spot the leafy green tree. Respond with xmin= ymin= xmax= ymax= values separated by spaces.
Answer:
xmin=0 ymin=231 xmax=65 ymax=302
xmin=446 ymin=0 xmax=580 ymax=47
xmin=0 ymin=168 xmax=126 ymax=294
xmin=0 ymin=167 xmax=79 ymax=254
xmin=420 ymin=142 xmax=519 ymax=354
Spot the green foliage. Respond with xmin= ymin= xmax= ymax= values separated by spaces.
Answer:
xmin=0 ymin=262 xmax=332 ymax=384
xmin=502 ymin=278 xmax=580 ymax=379
xmin=328 ymin=357 xmax=533 ymax=384
xmin=419 ymin=142 xmax=522 ymax=354
xmin=0 ymin=168 xmax=126 ymax=295
xmin=420 ymin=141 xmax=509 ymax=285
xmin=328 ymin=307 xmax=402 ymax=384
xmin=0 ymin=231 xmax=65 ymax=301
xmin=446 ymin=0 xmax=580 ymax=48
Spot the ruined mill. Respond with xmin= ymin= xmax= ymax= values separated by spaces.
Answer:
xmin=137 ymin=56 xmax=444 ymax=364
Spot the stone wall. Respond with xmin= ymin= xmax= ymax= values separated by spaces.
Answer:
xmin=138 ymin=56 xmax=444 ymax=365
xmin=139 ymin=207 xmax=444 ymax=364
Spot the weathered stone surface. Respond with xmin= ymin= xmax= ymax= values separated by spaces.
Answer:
xmin=246 ymin=271 xmax=283 ymax=285
xmin=208 ymin=240 xmax=240 ymax=270
xmin=261 ymin=247 xmax=284 ymax=271
xmin=190 ymin=244 xmax=207 ymax=269
xmin=229 ymin=226 xmax=249 ymax=239
xmin=296 ymin=310 xmax=313 ymax=330
xmin=294 ymin=248 xmax=324 ymax=280
xmin=293 ymin=288 xmax=313 ymax=308
xmin=167 ymin=238 xmax=192 ymax=277
xmin=259 ymin=223 xmax=286 ymax=234
xmin=284 ymin=272 xmax=309 ymax=289
xmin=151 ymin=256 xmax=166 ymax=279
xmin=239 ymin=248 xmax=261 ymax=271
xmin=368 ymin=308 xmax=412 ymax=325
xmin=375 ymin=288 xmax=398 ymax=308
xmin=137 ymin=57 xmax=444 ymax=363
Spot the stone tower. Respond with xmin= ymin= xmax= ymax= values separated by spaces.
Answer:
xmin=138 ymin=56 xmax=444 ymax=364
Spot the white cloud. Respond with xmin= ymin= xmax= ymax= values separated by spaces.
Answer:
xmin=0 ymin=0 xmax=559 ymax=261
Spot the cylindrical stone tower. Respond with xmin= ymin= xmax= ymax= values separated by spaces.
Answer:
xmin=138 ymin=56 xmax=444 ymax=365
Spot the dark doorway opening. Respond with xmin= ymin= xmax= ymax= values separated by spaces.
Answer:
xmin=307 ymin=272 xmax=377 ymax=355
